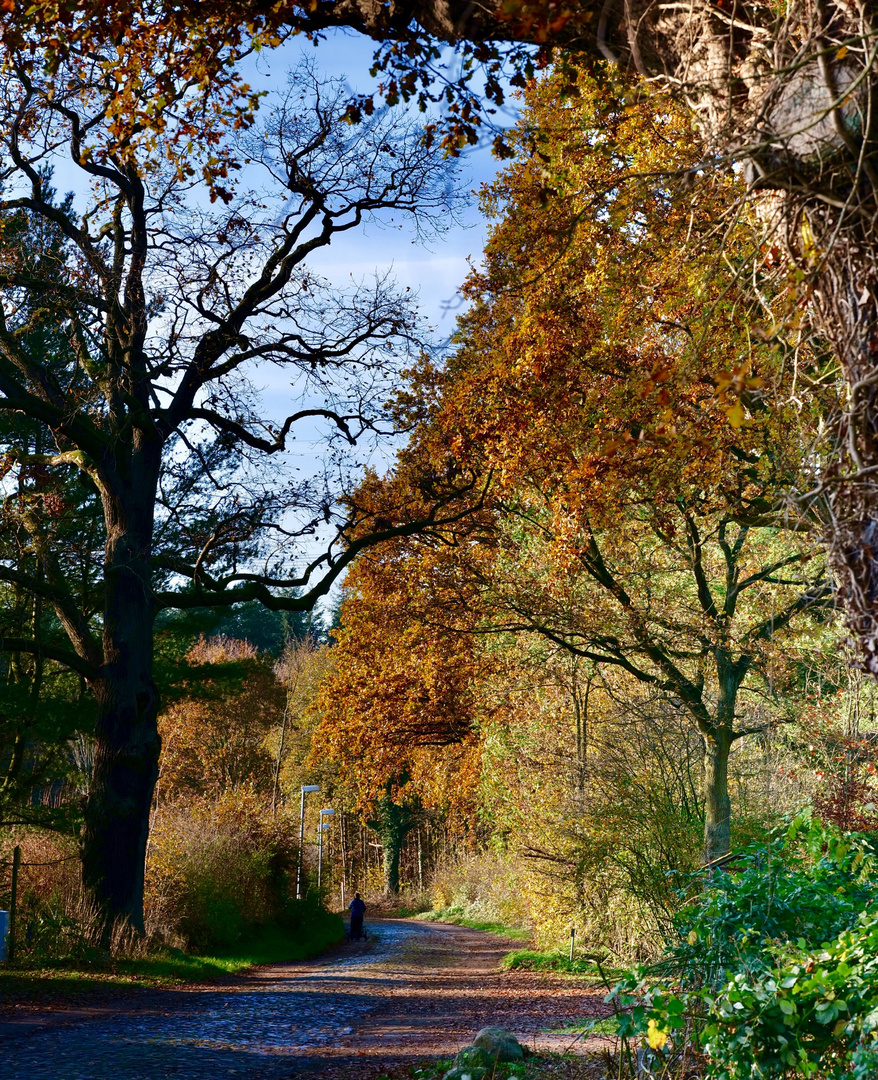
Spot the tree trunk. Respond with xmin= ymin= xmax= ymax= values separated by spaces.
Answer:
xmin=702 ymin=649 xmax=748 ymax=864
xmin=384 ymin=835 xmax=402 ymax=896
xmin=81 ymin=460 xmax=161 ymax=935
xmin=703 ymin=727 xmax=732 ymax=864
xmin=367 ymin=788 xmax=414 ymax=897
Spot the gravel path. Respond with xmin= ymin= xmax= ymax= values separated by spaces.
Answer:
xmin=0 ymin=920 xmax=607 ymax=1079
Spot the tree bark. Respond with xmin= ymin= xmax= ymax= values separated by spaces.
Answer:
xmin=81 ymin=447 xmax=162 ymax=934
xmin=702 ymin=727 xmax=732 ymax=865
xmin=368 ymin=789 xmax=414 ymax=896
xmin=384 ymin=833 xmax=402 ymax=896
xmin=702 ymin=650 xmax=748 ymax=863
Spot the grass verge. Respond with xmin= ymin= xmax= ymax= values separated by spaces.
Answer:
xmin=370 ymin=1051 xmax=606 ymax=1080
xmin=418 ymin=908 xmax=531 ymax=941
xmin=544 ymin=1017 xmax=619 ymax=1035
xmin=501 ymin=948 xmax=621 ymax=982
xmin=0 ymin=911 xmax=344 ymax=1003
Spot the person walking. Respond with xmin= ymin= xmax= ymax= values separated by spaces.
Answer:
xmin=348 ymin=892 xmax=366 ymax=941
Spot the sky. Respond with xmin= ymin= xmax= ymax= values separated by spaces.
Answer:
xmin=242 ymin=30 xmax=509 ymax=347
xmin=33 ymin=28 xmax=518 ymax=619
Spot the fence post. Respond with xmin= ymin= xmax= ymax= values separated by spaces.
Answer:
xmin=569 ymin=925 xmax=576 ymax=963
xmin=8 ymin=845 xmax=20 ymax=966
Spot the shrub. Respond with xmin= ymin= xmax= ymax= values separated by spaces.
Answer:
xmin=0 ymin=832 xmax=168 ymax=965
xmin=429 ymin=851 xmax=533 ymax=933
xmin=601 ymin=813 xmax=878 ymax=1079
xmin=145 ymin=787 xmax=299 ymax=950
xmin=663 ymin=812 xmax=878 ymax=991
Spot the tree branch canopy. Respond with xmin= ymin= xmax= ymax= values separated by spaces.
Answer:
xmin=0 ymin=49 xmax=486 ymax=929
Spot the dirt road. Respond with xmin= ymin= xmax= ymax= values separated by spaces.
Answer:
xmin=0 ymin=919 xmax=608 ymax=1079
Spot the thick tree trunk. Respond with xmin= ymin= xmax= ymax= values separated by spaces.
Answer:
xmin=383 ymin=833 xmax=402 ymax=896
xmin=703 ymin=727 xmax=732 ymax=865
xmin=81 ymin=453 xmax=161 ymax=934
xmin=703 ymin=652 xmax=745 ymax=863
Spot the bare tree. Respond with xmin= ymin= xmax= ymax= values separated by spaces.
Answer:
xmin=0 ymin=57 xmax=481 ymax=931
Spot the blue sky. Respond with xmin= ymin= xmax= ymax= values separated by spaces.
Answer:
xmin=242 ymin=30 xmax=509 ymax=338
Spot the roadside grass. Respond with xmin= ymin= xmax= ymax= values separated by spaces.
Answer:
xmin=501 ymin=949 xmax=621 ymax=982
xmin=418 ymin=908 xmax=531 ymax=941
xmin=544 ymin=1017 xmax=619 ymax=1035
xmin=0 ymin=913 xmax=345 ymax=1002
xmin=388 ymin=905 xmax=429 ymax=919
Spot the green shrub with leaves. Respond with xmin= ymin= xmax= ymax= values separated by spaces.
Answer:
xmin=599 ymin=814 xmax=878 ymax=1079
xmin=146 ymin=789 xmax=300 ymax=950
xmin=665 ymin=812 xmax=878 ymax=991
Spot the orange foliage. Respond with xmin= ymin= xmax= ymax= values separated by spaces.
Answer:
xmin=435 ymin=68 xmax=819 ymax=536
xmin=157 ymin=637 xmax=285 ymax=800
xmin=311 ymin=68 xmax=831 ymax=857
xmin=313 ymin=539 xmax=488 ymax=821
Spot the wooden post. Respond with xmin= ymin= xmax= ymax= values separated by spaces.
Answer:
xmin=9 ymin=846 xmax=21 ymax=966
xmin=569 ymin=926 xmax=575 ymax=964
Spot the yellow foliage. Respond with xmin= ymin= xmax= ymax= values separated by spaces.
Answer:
xmin=647 ymin=1019 xmax=668 ymax=1050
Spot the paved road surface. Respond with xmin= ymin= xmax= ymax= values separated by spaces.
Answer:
xmin=0 ymin=920 xmax=606 ymax=1079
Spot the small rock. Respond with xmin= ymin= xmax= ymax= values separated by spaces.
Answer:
xmin=472 ymin=1026 xmax=525 ymax=1063
xmin=455 ymin=1045 xmax=491 ymax=1070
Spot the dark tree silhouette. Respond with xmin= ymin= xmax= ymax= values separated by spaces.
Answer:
xmin=0 ymin=61 xmax=481 ymax=931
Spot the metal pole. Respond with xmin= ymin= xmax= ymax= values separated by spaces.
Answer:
xmin=317 ymin=809 xmax=334 ymax=895
xmin=318 ymin=821 xmax=324 ymax=891
xmin=297 ymin=787 xmax=306 ymax=900
xmin=340 ymin=812 xmax=347 ymax=911
xmin=9 ymin=846 xmax=20 ymax=966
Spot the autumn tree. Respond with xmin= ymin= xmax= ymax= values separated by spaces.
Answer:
xmin=291 ymin=3 xmax=878 ymax=675
xmin=0 ymin=51 xmax=488 ymax=933
xmin=492 ymin=512 xmax=830 ymax=861
xmin=156 ymin=636 xmax=286 ymax=802
xmin=313 ymin=531 xmax=485 ymax=892
xmin=4 ymin=0 xmax=876 ymax=663
xmin=317 ymin=69 xmax=837 ymax=865
xmin=277 ymin=7 xmax=878 ymax=683
xmin=438 ymin=70 xmax=838 ymax=862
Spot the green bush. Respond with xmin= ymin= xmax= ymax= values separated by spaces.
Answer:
xmin=273 ymin=895 xmax=344 ymax=955
xmin=170 ymin=828 xmax=276 ymax=949
xmin=600 ymin=813 xmax=878 ymax=1079
xmin=142 ymin=789 xmax=347 ymax=952
xmin=502 ymin=948 xmax=610 ymax=976
xmin=663 ymin=811 xmax=878 ymax=991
